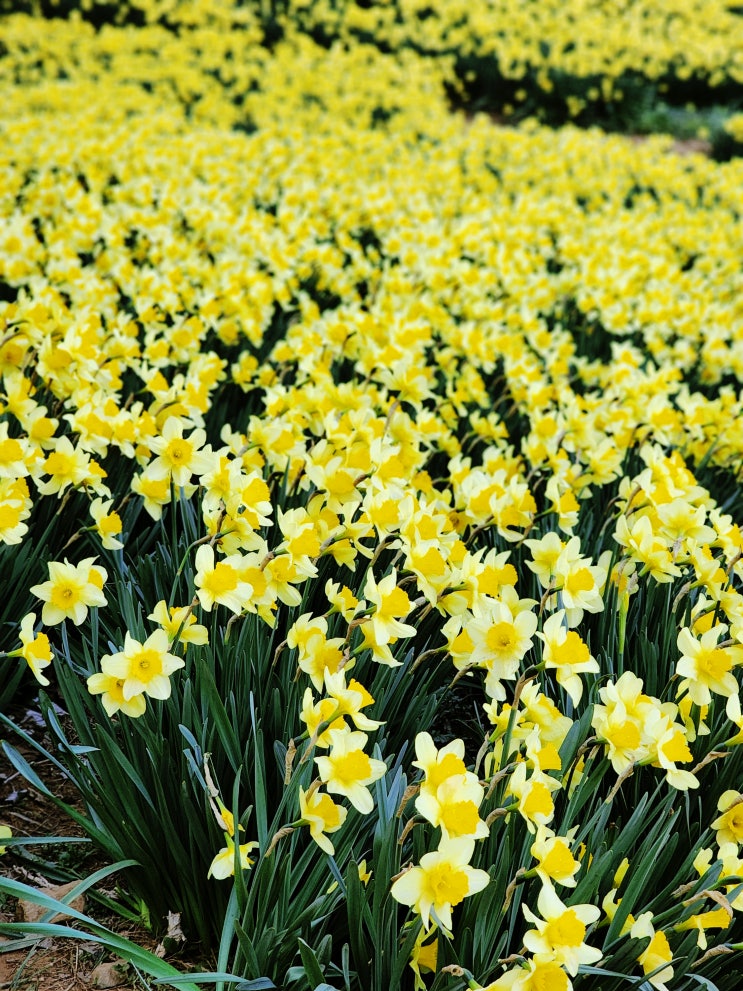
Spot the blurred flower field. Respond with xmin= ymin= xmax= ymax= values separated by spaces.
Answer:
xmin=1 ymin=1 xmax=743 ymax=989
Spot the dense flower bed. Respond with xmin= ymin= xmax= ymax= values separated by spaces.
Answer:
xmin=3 ymin=0 xmax=743 ymax=135
xmin=1 ymin=5 xmax=743 ymax=991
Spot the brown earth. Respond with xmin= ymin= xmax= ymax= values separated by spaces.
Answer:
xmin=0 ymin=704 xmax=163 ymax=991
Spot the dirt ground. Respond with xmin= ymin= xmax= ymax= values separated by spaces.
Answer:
xmin=0 ymin=702 xmax=163 ymax=991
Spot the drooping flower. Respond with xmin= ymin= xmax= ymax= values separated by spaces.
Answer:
xmin=537 ymin=611 xmax=599 ymax=706
xmin=298 ymin=786 xmax=348 ymax=855
xmin=631 ymin=914 xmax=674 ymax=990
xmin=11 ymin=612 xmax=53 ymax=685
xmin=89 ymin=497 xmax=124 ymax=550
xmin=208 ymin=837 xmax=259 ymax=880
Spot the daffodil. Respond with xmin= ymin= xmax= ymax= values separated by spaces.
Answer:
xmin=486 ymin=959 xmax=573 ymax=990
xmin=30 ymin=557 xmax=107 ymax=626
xmin=314 ymin=729 xmax=386 ymax=814
xmin=323 ymin=670 xmax=383 ymax=732
xmin=208 ymin=838 xmax=259 ymax=880
xmin=415 ymin=772 xmax=489 ymax=841
xmin=87 ymin=669 xmax=148 ymax=718
xmin=298 ymin=786 xmax=347 ymax=855
xmin=0 ymin=479 xmax=31 ymax=544
xmin=522 ymin=881 xmax=602 ymax=976
xmin=194 ymin=545 xmax=253 ymax=614
xmin=409 ymin=926 xmax=439 ymax=990
xmin=631 ymin=914 xmax=674 ymax=990
xmin=12 ymin=612 xmax=53 ymax=685
xmin=35 ymin=435 xmax=92 ymax=496
xmin=506 ymin=762 xmax=560 ymax=833
xmin=148 ymin=416 xmax=214 ymax=487
xmin=130 ymin=467 xmax=172 ymax=520
xmin=530 ymin=825 xmax=580 ymax=887
xmin=96 ymin=629 xmax=184 ymax=701
xmin=288 ymin=614 xmax=349 ymax=690
xmin=675 ymin=906 xmax=732 ymax=949
xmin=147 ymin=600 xmax=208 ymax=647
xmin=300 ymin=689 xmax=348 ymax=747
xmin=711 ymin=791 xmax=743 ymax=848
xmin=413 ymin=732 xmax=468 ymax=796
xmin=362 ymin=569 xmax=417 ymax=646
xmin=537 ymin=611 xmax=599 ymax=706
xmin=676 ymin=625 xmax=739 ymax=706
xmin=89 ymin=496 xmax=124 ymax=550
xmin=467 ymin=598 xmax=538 ymax=700
xmin=390 ymin=837 xmax=490 ymax=931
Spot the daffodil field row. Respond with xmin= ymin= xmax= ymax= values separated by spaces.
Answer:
xmin=2 ymin=0 xmax=743 ymax=146
xmin=1 ymin=5 xmax=743 ymax=991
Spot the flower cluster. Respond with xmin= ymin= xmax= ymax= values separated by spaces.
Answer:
xmin=1 ymin=4 xmax=743 ymax=989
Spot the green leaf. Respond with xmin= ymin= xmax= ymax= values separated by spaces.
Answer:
xmin=389 ymin=918 xmax=422 ymax=990
xmin=1 ymin=739 xmax=57 ymax=799
xmin=345 ymin=859 xmax=371 ymax=974
xmin=216 ymin=886 xmax=240 ymax=991
xmin=688 ymin=976 xmax=722 ymax=990
xmin=298 ymin=937 xmax=327 ymax=988
xmin=152 ymin=975 xmax=265 ymax=987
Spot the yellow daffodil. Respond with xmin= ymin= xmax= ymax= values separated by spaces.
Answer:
xmin=486 ymin=959 xmax=572 ymax=991
xmin=147 ymin=600 xmax=208 ymax=647
xmin=530 ymin=825 xmax=581 ymax=888
xmin=362 ymin=568 xmax=417 ymax=646
xmin=208 ymin=838 xmax=259 ymax=880
xmin=12 ymin=612 xmax=53 ymax=685
xmin=537 ymin=611 xmax=599 ymax=706
xmin=89 ymin=496 xmax=124 ymax=550
xmin=30 ymin=557 xmax=107 ymax=626
xmin=86 ymin=670 xmax=148 ymax=718
xmin=194 ymin=545 xmax=253 ymax=614
xmin=314 ymin=728 xmax=386 ymax=813
xmin=95 ymin=629 xmax=184 ymax=702
xmin=298 ymin=786 xmax=348 ymax=855
xmin=390 ymin=837 xmax=490 ymax=931
xmin=148 ymin=416 xmax=214 ymax=488
xmin=522 ymin=881 xmax=602 ymax=976
xmin=676 ymin=625 xmax=739 ymax=706
xmin=631 ymin=914 xmax=674 ymax=990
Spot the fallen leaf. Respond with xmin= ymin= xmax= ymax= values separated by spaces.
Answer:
xmin=17 ymin=880 xmax=85 ymax=923
xmin=89 ymin=961 xmax=130 ymax=988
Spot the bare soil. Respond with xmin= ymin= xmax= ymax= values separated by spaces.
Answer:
xmin=0 ymin=702 xmax=162 ymax=990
